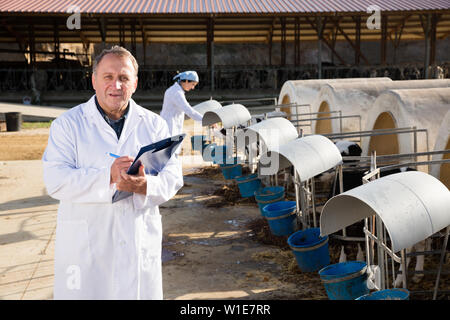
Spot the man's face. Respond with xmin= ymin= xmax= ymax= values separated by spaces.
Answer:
xmin=180 ymin=80 xmax=198 ymax=92
xmin=92 ymin=54 xmax=138 ymax=119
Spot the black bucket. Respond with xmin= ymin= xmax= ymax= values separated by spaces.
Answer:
xmin=5 ymin=112 xmax=22 ymax=131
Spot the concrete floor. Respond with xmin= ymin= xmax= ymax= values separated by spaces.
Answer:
xmin=0 ymin=160 xmax=58 ymax=300
xmin=0 ymin=154 xmax=207 ymax=300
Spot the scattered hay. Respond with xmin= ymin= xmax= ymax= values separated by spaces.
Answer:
xmin=251 ymin=248 xmax=328 ymax=299
xmin=186 ymin=165 xmax=224 ymax=180
xmin=213 ymin=183 xmax=241 ymax=201
xmin=205 ymin=183 xmax=257 ymax=208
xmin=245 ymin=217 xmax=290 ymax=250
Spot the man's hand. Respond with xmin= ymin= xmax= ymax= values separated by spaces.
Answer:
xmin=110 ymin=156 xmax=134 ymax=184
xmin=116 ymin=164 xmax=147 ymax=195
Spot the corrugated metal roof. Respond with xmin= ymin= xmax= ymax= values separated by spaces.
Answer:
xmin=0 ymin=0 xmax=449 ymax=14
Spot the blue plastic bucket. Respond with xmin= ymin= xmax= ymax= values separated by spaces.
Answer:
xmin=236 ymin=173 xmax=262 ymax=198
xmin=220 ymin=158 xmax=242 ymax=180
xmin=191 ymin=135 xmax=208 ymax=151
xmin=255 ymin=186 xmax=285 ymax=216
xmin=318 ymin=261 xmax=369 ymax=300
xmin=287 ymin=228 xmax=330 ymax=272
xmin=356 ymin=288 xmax=410 ymax=300
xmin=262 ymin=201 xmax=297 ymax=236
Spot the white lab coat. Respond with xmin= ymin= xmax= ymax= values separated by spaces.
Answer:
xmin=43 ymin=96 xmax=183 ymax=300
xmin=160 ymin=82 xmax=203 ymax=136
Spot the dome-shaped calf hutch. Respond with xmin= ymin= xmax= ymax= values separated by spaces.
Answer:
xmin=312 ymin=79 xmax=450 ymax=135
xmin=430 ymin=110 xmax=450 ymax=189
xmin=361 ymin=88 xmax=450 ymax=173
xmin=277 ymin=78 xmax=392 ymax=133
xmin=202 ymin=103 xmax=252 ymax=163
xmin=192 ymin=99 xmax=222 ymax=116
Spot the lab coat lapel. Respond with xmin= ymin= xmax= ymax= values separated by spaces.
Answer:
xmin=118 ymin=98 xmax=143 ymax=145
xmin=82 ymin=95 xmax=118 ymax=142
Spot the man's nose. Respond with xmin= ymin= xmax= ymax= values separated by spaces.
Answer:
xmin=114 ymin=80 xmax=122 ymax=89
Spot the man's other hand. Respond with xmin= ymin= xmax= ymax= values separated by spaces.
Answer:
xmin=110 ymin=156 xmax=134 ymax=184
xmin=116 ymin=164 xmax=147 ymax=195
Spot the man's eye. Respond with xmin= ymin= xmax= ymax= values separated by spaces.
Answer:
xmin=104 ymin=75 xmax=112 ymax=80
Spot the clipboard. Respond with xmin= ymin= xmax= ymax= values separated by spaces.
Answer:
xmin=112 ymin=133 xmax=185 ymax=203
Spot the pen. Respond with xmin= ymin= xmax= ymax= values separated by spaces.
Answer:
xmin=109 ymin=152 xmax=120 ymax=158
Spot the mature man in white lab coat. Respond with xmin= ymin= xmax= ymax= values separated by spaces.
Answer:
xmin=42 ymin=46 xmax=183 ymax=299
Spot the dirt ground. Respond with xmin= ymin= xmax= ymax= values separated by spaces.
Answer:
xmin=0 ymin=122 xmax=448 ymax=300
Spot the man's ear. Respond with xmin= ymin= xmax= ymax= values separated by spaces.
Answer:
xmin=132 ymin=76 xmax=138 ymax=93
xmin=91 ymin=73 xmax=96 ymax=90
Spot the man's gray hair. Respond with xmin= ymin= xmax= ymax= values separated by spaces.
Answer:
xmin=93 ymin=45 xmax=139 ymax=76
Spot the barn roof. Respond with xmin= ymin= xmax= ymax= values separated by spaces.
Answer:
xmin=0 ymin=0 xmax=448 ymax=14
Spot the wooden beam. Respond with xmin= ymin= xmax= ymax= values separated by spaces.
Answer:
xmin=439 ymin=30 xmax=450 ymax=39
xmin=387 ymin=14 xmax=412 ymax=40
xmin=306 ymin=17 xmax=347 ymax=66
xmin=1 ymin=19 xmax=27 ymax=52
xmin=332 ymin=18 xmax=370 ymax=65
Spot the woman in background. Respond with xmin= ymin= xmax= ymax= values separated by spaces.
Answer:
xmin=160 ymin=71 xmax=203 ymax=136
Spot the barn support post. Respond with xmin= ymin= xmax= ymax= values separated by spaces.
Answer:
xmin=294 ymin=17 xmax=300 ymax=67
xmin=140 ymin=20 xmax=147 ymax=66
xmin=207 ymin=17 xmax=215 ymax=93
xmin=317 ymin=16 xmax=323 ymax=79
xmin=130 ymin=22 xmax=136 ymax=58
xmin=119 ymin=18 xmax=125 ymax=48
xmin=430 ymin=14 xmax=438 ymax=68
xmin=423 ymin=14 xmax=431 ymax=79
xmin=53 ymin=20 xmax=60 ymax=63
xmin=381 ymin=15 xmax=387 ymax=65
xmin=281 ymin=17 xmax=286 ymax=67
xmin=98 ymin=17 xmax=107 ymax=49
xmin=28 ymin=23 xmax=36 ymax=67
xmin=355 ymin=16 xmax=361 ymax=66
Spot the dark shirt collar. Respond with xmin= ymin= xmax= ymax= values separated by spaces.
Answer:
xmin=94 ymin=96 xmax=129 ymax=122
xmin=94 ymin=96 xmax=129 ymax=139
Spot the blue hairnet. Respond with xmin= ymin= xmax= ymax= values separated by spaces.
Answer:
xmin=173 ymin=71 xmax=199 ymax=82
